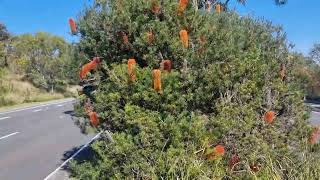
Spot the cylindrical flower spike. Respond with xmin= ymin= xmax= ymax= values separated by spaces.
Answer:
xmin=80 ymin=57 xmax=101 ymax=79
xmin=161 ymin=60 xmax=172 ymax=73
xmin=177 ymin=0 xmax=188 ymax=16
xmin=280 ymin=64 xmax=286 ymax=81
xmin=89 ymin=112 xmax=99 ymax=127
xmin=264 ymin=111 xmax=276 ymax=124
xmin=180 ymin=30 xmax=189 ymax=48
xmin=68 ymin=18 xmax=77 ymax=35
xmin=128 ymin=59 xmax=136 ymax=82
xmin=122 ymin=32 xmax=129 ymax=45
xmin=147 ymin=32 xmax=154 ymax=44
xmin=215 ymin=3 xmax=222 ymax=13
xmin=152 ymin=69 xmax=162 ymax=93
xmin=151 ymin=0 xmax=161 ymax=14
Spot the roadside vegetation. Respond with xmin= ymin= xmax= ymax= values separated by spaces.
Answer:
xmin=0 ymin=24 xmax=79 ymax=107
xmin=68 ymin=0 xmax=320 ymax=179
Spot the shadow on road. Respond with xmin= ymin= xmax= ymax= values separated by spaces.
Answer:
xmin=64 ymin=110 xmax=76 ymax=117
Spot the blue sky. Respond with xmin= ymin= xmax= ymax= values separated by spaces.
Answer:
xmin=0 ymin=0 xmax=319 ymax=55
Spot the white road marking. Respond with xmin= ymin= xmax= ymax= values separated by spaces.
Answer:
xmin=56 ymin=104 xmax=63 ymax=107
xmin=313 ymin=111 xmax=320 ymax=114
xmin=0 ymin=98 xmax=75 ymax=115
xmin=44 ymin=131 xmax=103 ymax=180
xmin=33 ymin=109 xmax=42 ymax=112
xmin=0 ymin=132 xmax=19 ymax=140
xmin=0 ymin=116 xmax=10 ymax=121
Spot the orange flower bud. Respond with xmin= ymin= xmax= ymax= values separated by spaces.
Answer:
xmin=215 ymin=3 xmax=222 ymax=13
xmin=177 ymin=0 xmax=188 ymax=16
xmin=152 ymin=69 xmax=162 ymax=93
xmin=68 ymin=18 xmax=77 ymax=35
xmin=128 ymin=59 xmax=136 ymax=82
xmin=264 ymin=111 xmax=276 ymax=124
xmin=89 ymin=112 xmax=99 ymax=127
xmin=161 ymin=60 xmax=172 ymax=72
xmin=80 ymin=57 xmax=101 ymax=79
xmin=179 ymin=30 xmax=189 ymax=48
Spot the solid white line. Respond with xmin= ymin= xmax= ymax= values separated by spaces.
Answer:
xmin=0 ymin=132 xmax=19 ymax=140
xmin=0 ymin=116 xmax=10 ymax=121
xmin=33 ymin=109 xmax=42 ymax=112
xmin=43 ymin=131 xmax=103 ymax=180
xmin=56 ymin=104 xmax=63 ymax=107
xmin=0 ymin=99 xmax=75 ymax=115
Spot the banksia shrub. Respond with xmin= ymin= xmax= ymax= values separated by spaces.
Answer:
xmin=71 ymin=0 xmax=318 ymax=179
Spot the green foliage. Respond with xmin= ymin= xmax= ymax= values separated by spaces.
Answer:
xmin=7 ymin=32 xmax=74 ymax=92
xmin=71 ymin=0 xmax=318 ymax=179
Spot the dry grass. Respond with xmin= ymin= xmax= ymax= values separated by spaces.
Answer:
xmin=0 ymin=72 xmax=65 ymax=107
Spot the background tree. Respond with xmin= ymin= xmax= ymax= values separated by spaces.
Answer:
xmin=69 ymin=0 xmax=320 ymax=179
xmin=10 ymin=32 xmax=73 ymax=92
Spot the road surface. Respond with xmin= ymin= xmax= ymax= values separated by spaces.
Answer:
xmin=0 ymin=99 xmax=94 ymax=180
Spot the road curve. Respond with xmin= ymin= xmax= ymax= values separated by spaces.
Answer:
xmin=0 ymin=99 xmax=94 ymax=180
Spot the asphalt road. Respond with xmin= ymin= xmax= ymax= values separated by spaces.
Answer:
xmin=0 ymin=99 xmax=94 ymax=180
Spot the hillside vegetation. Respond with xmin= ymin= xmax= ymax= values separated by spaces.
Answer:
xmin=0 ymin=27 xmax=80 ymax=107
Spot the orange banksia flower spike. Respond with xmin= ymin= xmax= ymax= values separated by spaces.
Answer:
xmin=89 ymin=112 xmax=99 ymax=127
xmin=128 ymin=59 xmax=136 ymax=82
xmin=215 ymin=145 xmax=225 ymax=155
xmin=147 ymin=31 xmax=154 ymax=44
xmin=180 ymin=30 xmax=189 ymax=48
xmin=68 ymin=18 xmax=77 ymax=35
xmin=151 ymin=0 xmax=161 ymax=14
xmin=264 ymin=111 xmax=276 ymax=124
xmin=80 ymin=57 xmax=101 ymax=79
xmin=161 ymin=60 xmax=172 ymax=73
xmin=152 ymin=69 xmax=162 ymax=93
xmin=177 ymin=0 xmax=188 ymax=16
xmin=215 ymin=3 xmax=222 ymax=13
